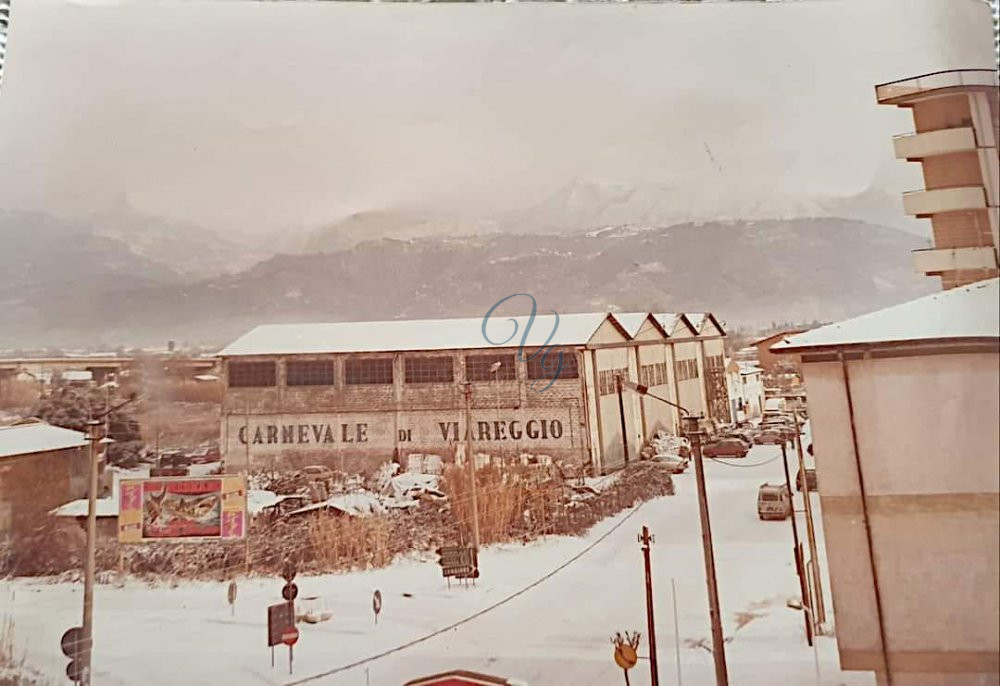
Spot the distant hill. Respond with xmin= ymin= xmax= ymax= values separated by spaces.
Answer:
xmin=0 ymin=216 xmax=935 ymax=348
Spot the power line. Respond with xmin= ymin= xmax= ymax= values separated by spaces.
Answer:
xmin=283 ymin=500 xmax=646 ymax=686
xmin=707 ymin=453 xmax=783 ymax=469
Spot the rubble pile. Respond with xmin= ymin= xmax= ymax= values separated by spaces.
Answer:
xmin=15 ymin=461 xmax=673 ymax=580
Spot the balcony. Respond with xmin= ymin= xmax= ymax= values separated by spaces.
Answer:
xmin=902 ymin=186 xmax=986 ymax=217
xmin=912 ymin=246 xmax=999 ymax=274
xmin=876 ymin=69 xmax=999 ymax=105
xmin=893 ymin=127 xmax=977 ymax=160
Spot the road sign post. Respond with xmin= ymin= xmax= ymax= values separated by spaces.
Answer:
xmin=61 ymin=627 xmax=90 ymax=685
xmin=436 ymin=545 xmax=479 ymax=584
xmin=373 ymin=589 xmax=382 ymax=625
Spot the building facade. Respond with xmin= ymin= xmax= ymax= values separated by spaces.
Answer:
xmin=876 ymin=69 xmax=1000 ymax=289
xmin=726 ymin=360 xmax=764 ymax=423
xmin=217 ymin=311 xmax=728 ymax=476
xmin=775 ymin=279 xmax=999 ymax=686
xmin=0 ymin=419 xmax=89 ymax=543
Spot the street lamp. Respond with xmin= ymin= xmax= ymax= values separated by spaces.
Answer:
xmin=622 ymin=380 xmax=730 ymax=686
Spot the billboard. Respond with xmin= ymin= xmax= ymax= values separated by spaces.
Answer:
xmin=118 ymin=476 xmax=247 ymax=543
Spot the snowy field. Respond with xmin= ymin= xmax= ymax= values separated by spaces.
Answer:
xmin=4 ymin=436 xmax=875 ymax=686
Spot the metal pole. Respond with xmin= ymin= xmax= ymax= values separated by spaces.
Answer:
xmin=781 ymin=440 xmax=813 ymax=646
xmin=793 ymin=412 xmax=825 ymax=628
xmin=81 ymin=418 xmax=101 ymax=686
xmin=684 ymin=416 xmax=729 ymax=686
xmin=639 ymin=526 xmax=660 ymax=686
xmin=463 ymin=381 xmax=480 ymax=550
xmin=671 ymin=578 xmax=682 ymax=686
xmin=615 ymin=374 xmax=630 ymax=465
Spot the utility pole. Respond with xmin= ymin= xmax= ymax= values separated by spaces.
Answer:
xmin=615 ymin=374 xmax=630 ymax=465
xmin=638 ymin=526 xmax=660 ymax=686
xmin=781 ymin=440 xmax=813 ymax=646
xmin=683 ymin=415 xmax=729 ymax=686
xmin=793 ymin=412 xmax=825 ymax=627
xmin=462 ymin=380 xmax=481 ymax=550
xmin=81 ymin=418 xmax=102 ymax=686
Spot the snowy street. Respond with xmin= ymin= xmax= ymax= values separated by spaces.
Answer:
xmin=5 ymin=439 xmax=874 ymax=686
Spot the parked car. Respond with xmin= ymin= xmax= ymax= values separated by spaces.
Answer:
xmin=702 ymin=438 xmax=750 ymax=458
xmin=719 ymin=431 xmax=753 ymax=448
xmin=753 ymin=429 xmax=784 ymax=445
xmin=796 ymin=467 xmax=818 ymax=492
xmin=757 ymin=483 xmax=792 ymax=520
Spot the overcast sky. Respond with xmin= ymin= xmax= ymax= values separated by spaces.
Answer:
xmin=0 ymin=0 xmax=994 ymax=238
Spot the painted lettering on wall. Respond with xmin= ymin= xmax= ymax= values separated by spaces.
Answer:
xmin=238 ymin=423 xmax=369 ymax=445
xmin=436 ymin=419 xmax=563 ymax=441
xmin=482 ymin=293 xmax=566 ymax=393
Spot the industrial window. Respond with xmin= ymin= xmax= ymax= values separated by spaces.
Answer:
xmin=640 ymin=362 xmax=668 ymax=387
xmin=404 ymin=356 xmax=454 ymax=384
xmin=465 ymin=354 xmax=516 ymax=381
xmin=597 ymin=367 xmax=627 ymax=396
xmin=675 ymin=358 xmax=699 ymax=382
xmin=527 ymin=349 xmax=579 ymax=380
xmin=286 ymin=360 xmax=335 ymax=386
xmin=344 ymin=357 xmax=394 ymax=385
xmin=705 ymin=354 xmax=725 ymax=370
xmin=228 ymin=361 xmax=276 ymax=388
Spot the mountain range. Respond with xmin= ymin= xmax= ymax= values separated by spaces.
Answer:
xmin=0 ymin=210 xmax=934 ymax=349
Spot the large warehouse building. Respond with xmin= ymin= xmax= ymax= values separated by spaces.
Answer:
xmin=217 ymin=310 xmax=728 ymax=475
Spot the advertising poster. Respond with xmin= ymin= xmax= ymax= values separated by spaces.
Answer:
xmin=119 ymin=476 xmax=247 ymax=543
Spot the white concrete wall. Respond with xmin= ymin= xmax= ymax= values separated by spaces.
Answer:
xmin=801 ymin=351 xmax=1000 ymax=685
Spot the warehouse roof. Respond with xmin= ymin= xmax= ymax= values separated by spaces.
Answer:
xmin=219 ymin=312 xmax=616 ymax=357
xmin=0 ymin=420 xmax=88 ymax=459
xmin=775 ymin=278 xmax=999 ymax=352
xmin=613 ymin=312 xmax=667 ymax=338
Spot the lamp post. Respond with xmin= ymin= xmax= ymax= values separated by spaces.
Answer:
xmin=623 ymin=380 xmax=729 ymax=686
xmin=79 ymin=392 xmax=142 ymax=684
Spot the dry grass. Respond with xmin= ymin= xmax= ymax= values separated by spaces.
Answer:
xmin=441 ymin=462 xmax=561 ymax=545
xmin=0 ymin=616 xmax=48 ymax=686
xmin=306 ymin=513 xmax=392 ymax=571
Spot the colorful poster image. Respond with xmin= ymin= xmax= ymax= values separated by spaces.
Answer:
xmin=119 ymin=476 xmax=247 ymax=543
xmin=142 ymin=478 xmax=222 ymax=539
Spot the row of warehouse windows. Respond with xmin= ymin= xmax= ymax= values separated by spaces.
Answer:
xmin=228 ymin=353 xmax=580 ymax=388
xmin=675 ymin=358 xmax=700 ymax=382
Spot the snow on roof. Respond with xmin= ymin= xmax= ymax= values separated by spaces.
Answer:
xmin=61 ymin=370 xmax=93 ymax=382
xmin=687 ymin=313 xmax=706 ymax=331
xmin=0 ymin=421 xmax=88 ymax=459
xmin=738 ymin=362 xmax=764 ymax=375
xmin=613 ymin=312 xmax=658 ymax=338
xmin=219 ymin=312 xmax=613 ymax=357
xmin=776 ymin=278 xmax=999 ymax=352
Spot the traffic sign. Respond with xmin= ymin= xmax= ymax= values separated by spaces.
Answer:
xmin=436 ymin=546 xmax=479 ymax=579
xmin=282 ymin=582 xmax=299 ymax=602
xmin=614 ymin=644 xmax=638 ymax=670
xmin=281 ymin=559 xmax=297 ymax=583
xmin=372 ymin=589 xmax=382 ymax=624
xmin=66 ymin=660 xmax=85 ymax=682
xmin=281 ymin=627 xmax=299 ymax=646
xmin=60 ymin=627 xmax=88 ymax=658
xmin=267 ymin=602 xmax=296 ymax=648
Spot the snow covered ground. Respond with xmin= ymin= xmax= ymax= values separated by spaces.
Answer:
xmin=3 ymin=434 xmax=874 ymax=686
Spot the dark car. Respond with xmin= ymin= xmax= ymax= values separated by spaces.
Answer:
xmin=720 ymin=430 xmax=754 ymax=447
xmin=754 ymin=428 xmax=784 ymax=445
xmin=796 ymin=467 xmax=818 ymax=492
xmin=702 ymin=438 xmax=750 ymax=458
